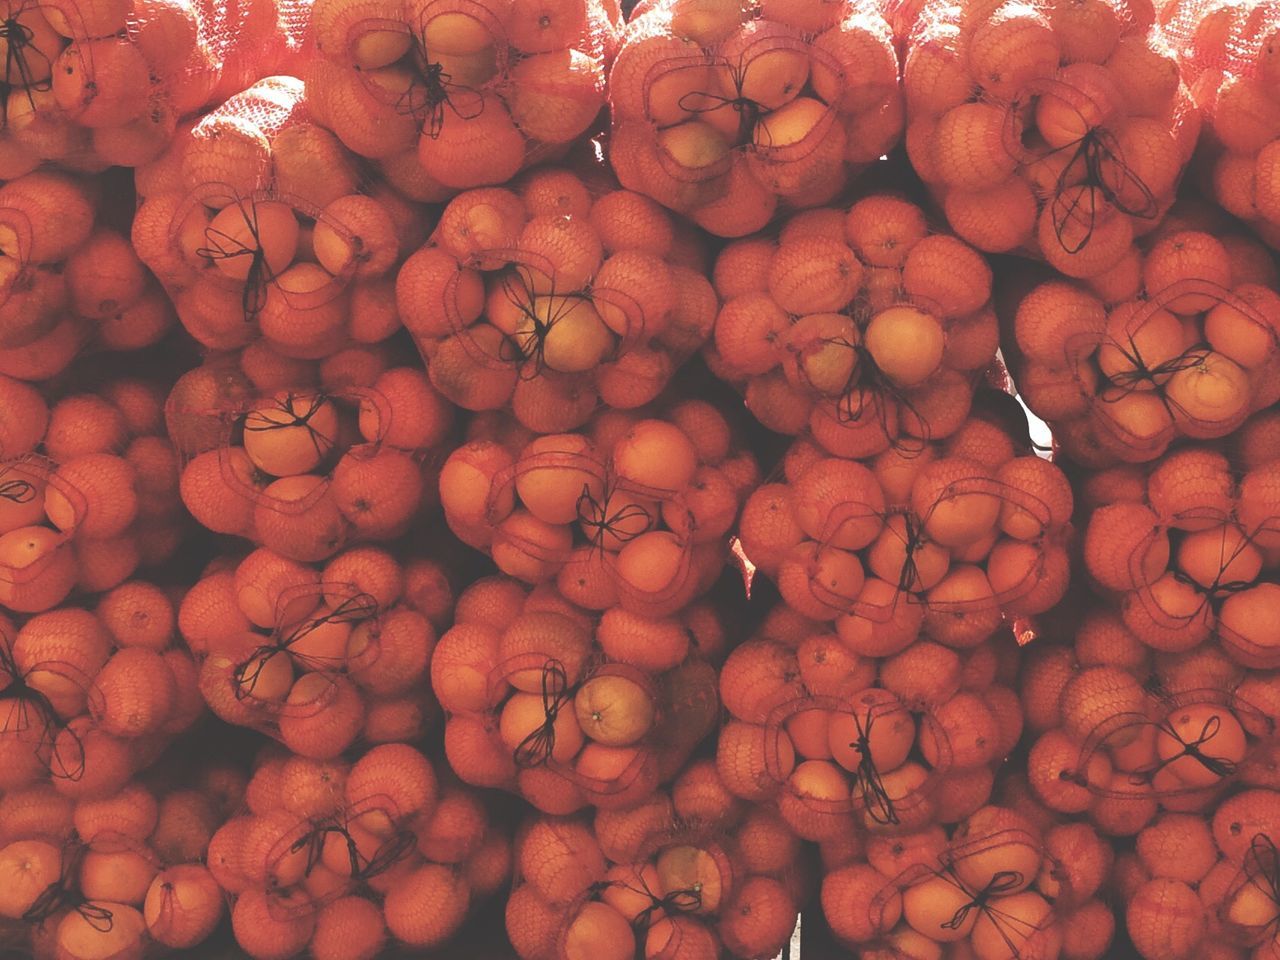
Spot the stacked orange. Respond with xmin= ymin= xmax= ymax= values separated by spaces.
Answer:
xmin=706 ymin=194 xmax=1002 ymax=453
xmin=506 ymin=798 xmax=809 ymax=960
xmin=0 ymin=763 xmax=237 ymax=960
xmin=608 ymin=0 xmax=901 ymax=237
xmin=167 ymin=352 xmax=452 ymax=562
xmin=0 ymin=173 xmax=176 ymax=384
xmin=306 ymin=0 xmax=622 ymax=193
xmin=736 ymin=408 xmax=1075 ymax=648
xmin=440 ymin=401 xmax=758 ymax=617
xmin=204 ymin=741 xmax=511 ymax=960
xmin=182 ymin=544 xmax=443 ymax=757
xmin=899 ymin=0 xmax=1198 ymax=277
xmin=820 ymin=807 xmax=1117 ymax=959
xmin=0 ymin=0 xmax=305 ymax=175
xmin=1008 ymin=227 xmax=1280 ymax=466
xmin=132 ymin=75 xmax=432 ymax=359
xmin=1160 ymin=0 xmax=1280 ymax=251
xmin=1 ymin=376 xmax=185 ymax=614
xmin=434 ymin=573 xmax=722 ymax=814
xmin=0 ymin=589 xmax=204 ymax=808
xmin=399 ymin=160 xmax=717 ymax=424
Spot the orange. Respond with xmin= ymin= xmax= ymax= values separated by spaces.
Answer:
xmin=73 ymin=782 xmax=158 ymax=845
xmin=55 ymin=900 xmax=147 ymax=960
xmin=611 ymin=419 xmax=699 ymax=495
xmin=517 ymin=816 xmax=605 ymax=906
xmin=0 ymin=839 xmax=61 ymax=920
xmin=499 ymin=690 xmax=585 ymax=765
xmin=1164 ymin=349 xmax=1251 ymax=435
xmin=828 ymin=687 xmax=914 ymax=775
xmin=1154 ymin=702 xmax=1246 ymax=788
xmin=1082 ymin=502 xmax=1170 ymax=592
xmin=931 ymin=101 xmax=1018 ymax=189
xmin=821 ymin=863 xmax=901 ymax=944
xmin=719 ymin=639 xmax=804 ymax=725
xmin=562 ymin=900 xmax=634 ymax=960
xmin=1142 ymin=231 xmax=1233 ymax=315
xmin=1125 ymin=878 xmax=1205 ymax=960
xmin=1039 ymin=187 xmax=1134 ymax=280
xmin=79 ymin=846 xmax=159 ymax=905
xmin=574 ymin=673 xmax=655 ymax=746
xmin=911 ymin=457 xmax=1001 ymax=549
xmin=231 ymin=888 xmax=316 ymax=960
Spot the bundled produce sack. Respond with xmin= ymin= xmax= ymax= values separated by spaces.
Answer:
xmin=433 ymin=574 xmax=722 ymax=814
xmin=505 ymin=805 xmax=811 ymax=960
xmin=1077 ymin=410 xmax=1280 ymax=670
xmin=399 ymin=159 xmax=716 ymax=427
xmin=607 ymin=0 xmax=902 ymax=237
xmin=0 ymin=758 xmax=244 ymax=960
xmin=821 ymin=810 xmax=1117 ymax=959
xmin=1 ymin=376 xmax=186 ymax=614
xmin=199 ymin=741 xmax=513 ymax=960
xmin=714 ymin=604 xmax=1028 ymax=851
xmin=440 ymin=399 xmax=758 ymax=618
xmin=132 ymin=75 xmax=432 ymax=360
xmin=898 ymin=0 xmax=1198 ymax=277
xmin=1002 ymin=224 xmax=1280 ymax=467
xmin=305 ymin=0 xmax=622 ymax=195
xmin=183 ymin=544 xmax=442 ymax=754
xmin=0 ymin=0 xmax=310 ymax=175
xmin=1160 ymin=0 xmax=1280 ymax=250
xmin=706 ymin=194 xmax=1002 ymax=454
xmin=0 ymin=591 xmax=204 ymax=830
xmin=736 ymin=398 xmax=1074 ymax=654
xmin=166 ymin=349 xmax=453 ymax=561
xmin=0 ymin=172 xmax=176 ymax=384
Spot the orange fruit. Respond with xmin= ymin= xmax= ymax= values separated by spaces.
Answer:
xmin=574 ymin=673 xmax=656 ymax=746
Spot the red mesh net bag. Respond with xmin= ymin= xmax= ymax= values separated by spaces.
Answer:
xmin=607 ymin=0 xmax=902 ymax=238
xmin=896 ymin=0 xmax=1199 ymax=278
xmin=1077 ymin=415 xmax=1280 ymax=670
xmin=705 ymin=194 xmax=1004 ymax=453
xmin=132 ymin=74 xmax=435 ymax=360
xmin=440 ymin=400 xmax=759 ymax=618
xmin=1160 ymin=0 xmax=1280 ymax=250
xmin=1214 ymin=830 xmax=1280 ymax=959
xmin=165 ymin=349 xmax=452 ymax=562
xmin=1 ymin=376 xmax=186 ymax=615
xmin=1002 ymin=222 xmax=1280 ymax=468
xmin=438 ymin=575 xmax=722 ymax=814
xmin=0 ymin=0 xmax=310 ymax=175
xmin=0 ymin=171 xmax=176 ymax=385
xmin=399 ymin=154 xmax=716 ymax=426
xmin=304 ymin=0 xmax=622 ymax=195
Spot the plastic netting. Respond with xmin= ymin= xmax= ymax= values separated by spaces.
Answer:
xmin=439 ymin=576 xmax=721 ymax=813
xmin=0 ymin=0 xmax=311 ymax=175
xmin=607 ymin=0 xmax=901 ymax=238
xmin=1002 ymin=224 xmax=1280 ymax=468
xmin=1159 ymin=0 xmax=1280 ymax=250
xmin=399 ymin=153 xmax=717 ymax=426
xmin=898 ymin=0 xmax=1199 ymax=276
xmin=0 ymin=171 xmax=177 ymax=384
xmin=165 ymin=353 xmax=452 ymax=562
xmin=304 ymin=0 xmax=622 ymax=195
xmin=440 ymin=403 xmax=758 ymax=618
xmin=132 ymin=74 xmax=435 ymax=360
xmin=705 ymin=194 xmax=1004 ymax=456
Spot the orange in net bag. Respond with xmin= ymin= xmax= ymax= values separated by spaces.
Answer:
xmin=1002 ymin=221 xmax=1280 ymax=468
xmin=437 ymin=574 xmax=721 ymax=815
xmin=304 ymin=0 xmax=622 ymax=194
xmin=1159 ymin=0 xmax=1280 ymax=250
xmin=166 ymin=350 xmax=452 ymax=561
xmin=440 ymin=400 xmax=758 ymax=619
xmin=706 ymin=194 xmax=1004 ymax=454
xmin=895 ymin=0 xmax=1198 ymax=277
xmin=0 ymin=172 xmax=176 ymax=385
xmin=607 ymin=0 xmax=902 ymax=238
xmin=399 ymin=154 xmax=716 ymax=426
xmin=0 ymin=0 xmax=310 ymax=175
xmin=132 ymin=74 xmax=434 ymax=360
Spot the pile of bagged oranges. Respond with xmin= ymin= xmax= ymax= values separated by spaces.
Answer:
xmin=2 ymin=0 xmax=1279 ymax=957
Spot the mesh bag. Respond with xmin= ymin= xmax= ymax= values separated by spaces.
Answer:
xmin=899 ymin=0 xmax=1198 ymax=276
xmin=440 ymin=401 xmax=758 ymax=618
xmin=400 ymin=154 xmax=717 ymax=426
xmin=1079 ymin=423 xmax=1280 ymax=669
xmin=0 ymin=171 xmax=176 ymax=385
xmin=165 ymin=351 xmax=451 ymax=561
xmin=132 ymin=74 xmax=434 ymax=360
xmin=304 ymin=0 xmax=622 ymax=194
xmin=439 ymin=575 xmax=721 ymax=813
xmin=1003 ymin=225 xmax=1280 ymax=468
xmin=706 ymin=194 xmax=1004 ymax=454
xmin=0 ymin=455 xmax=84 ymax=613
xmin=1216 ymin=832 xmax=1280 ymax=958
xmin=1160 ymin=0 xmax=1280 ymax=250
xmin=0 ymin=0 xmax=310 ymax=175
xmin=607 ymin=0 xmax=902 ymax=238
